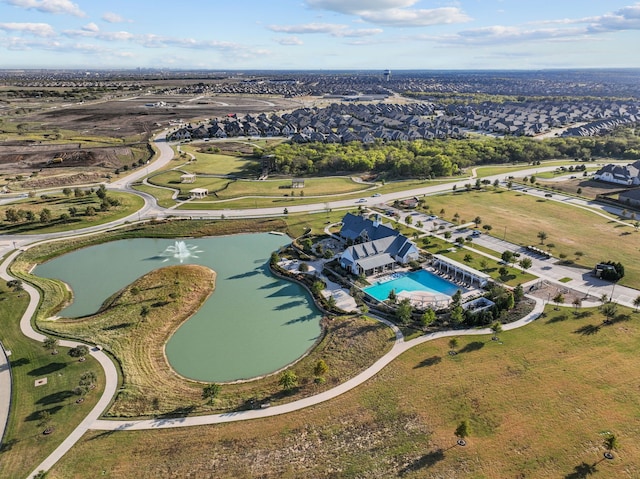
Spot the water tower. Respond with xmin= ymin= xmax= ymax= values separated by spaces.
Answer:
xmin=383 ymin=69 xmax=391 ymax=82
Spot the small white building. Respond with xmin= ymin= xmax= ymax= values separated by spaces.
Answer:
xmin=189 ymin=188 xmax=208 ymax=199
xmin=181 ymin=174 xmax=196 ymax=184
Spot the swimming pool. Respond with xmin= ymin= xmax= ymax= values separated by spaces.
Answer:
xmin=363 ymin=269 xmax=462 ymax=302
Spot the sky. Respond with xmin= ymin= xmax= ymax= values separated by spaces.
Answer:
xmin=0 ymin=0 xmax=639 ymax=70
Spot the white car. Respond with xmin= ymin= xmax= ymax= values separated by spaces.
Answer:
xmin=372 ymin=193 xmax=381 ymax=197
xmin=355 ymin=198 xmax=367 ymax=203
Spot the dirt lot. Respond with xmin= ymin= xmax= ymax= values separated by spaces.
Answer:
xmin=25 ymin=94 xmax=300 ymax=138
xmin=1 ymin=91 xmax=300 ymax=188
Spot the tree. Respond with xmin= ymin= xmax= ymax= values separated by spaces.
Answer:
xmin=498 ymin=266 xmax=509 ymax=278
xmin=39 ymin=208 xmax=52 ymax=223
xmin=490 ymin=321 xmax=502 ymax=340
xmin=537 ymin=231 xmax=548 ymax=245
xmin=513 ymin=284 xmax=524 ymax=303
xmin=279 ymin=370 xmax=298 ymax=391
xmin=633 ymin=295 xmax=640 ymax=312
xmin=396 ymin=298 xmax=413 ymax=324
xmin=85 ymin=206 xmax=96 ymax=216
xmin=463 ymin=253 xmax=473 ymax=262
xmin=603 ymin=433 xmax=618 ymax=459
xmin=479 ymin=259 xmax=488 ymax=271
xmin=518 ymin=257 xmax=532 ymax=272
xmin=453 ymin=212 xmax=460 ymax=224
xmin=529 ymin=175 xmax=536 ymax=184
xmin=43 ymin=337 xmax=58 ymax=353
xmin=572 ymin=297 xmax=582 ymax=314
xmin=448 ymin=337 xmax=459 ymax=353
xmin=482 ymin=224 xmax=492 ymax=232
xmin=601 ymin=302 xmax=618 ymax=323
xmin=6 ymin=279 xmax=23 ymax=292
xmin=202 ymin=383 xmax=221 ymax=404
xmin=79 ymin=371 xmax=97 ymax=392
xmin=62 ymin=187 xmax=72 ymax=197
xmin=68 ymin=345 xmax=89 ymax=358
xmin=313 ymin=359 xmax=328 ymax=377
xmin=420 ymin=308 xmax=436 ymax=327
xmin=473 ymin=216 xmax=482 ymax=228
xmin=96 ymin=184 xmax=108 ymax=200
xmin=552 ymin=293 xmax=565 ymax=309
xmin=387 ymin=288 xmax=397 ymax=304
xmin=38 ymin=410 xmax=52 ymax=429
xmin=501 ymin=250 xmax=515 ymax=265
xmin=140 ymin=305 xmax=150 ymax=322
xmin=455 ymin=420 xmax=471 ymax=445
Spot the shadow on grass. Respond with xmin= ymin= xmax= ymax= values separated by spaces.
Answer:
xmin=25 ymin=405 xmax=63 ymax=422
xmin=574 ymin=324 xmax=601 ymax=336
xmin=27 ymin=362 xmax=67 ymax=377
xmin=399 ymin=449 xmax=445 ymax=476
xmin=414 ymin=356 xmax=442 ymax=369
xmin=459 ymin=341 xmax=485 ymax=354
xmin=36 ymin=390 xmax=75 ymax=406
xmin=10 ymin=357 xmax=31 ymax=367
xmin=607 ymin=313 xmax=631 ymax=325
xmin=546 ymin=313 xmax=570 ymax=324
xmin=102 ymin=322 xmax=134 ymax=331
xmin=564 ymin=461 xmax=598 ymax=478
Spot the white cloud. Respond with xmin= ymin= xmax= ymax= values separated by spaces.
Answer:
xmin=0 ymin=22 xmax=55 ymax=37
xmin=3 ymin=0 xmax=85 ymax=17
xmin=269 ymin=22 xmax=345 ymax=34
xmin=82 ymin=22 xmax=99 ymax=32
xmin=584 ymin=3 xmax=640 ymax=33
xmin=275 ymin=36 xmax=303 ymax=46
xmin=430 ymin=3 xmax=640 ymax=47
xmin=268 ymin=22 xmax=382 ymax=37
xmin=304 ymin=0 xmax=470 ymax=27
xmin=102 ymin=12 xmax=131 ymax=24
xmin=305 ymin=0 xmax=417 ymax=14
xmin=359 ymin=7 xmax=471 ymax=27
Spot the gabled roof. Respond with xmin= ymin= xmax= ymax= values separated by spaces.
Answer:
xmin=339 ymin=213 xmax=399 ymax=242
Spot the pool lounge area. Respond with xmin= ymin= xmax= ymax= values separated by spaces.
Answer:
xmin=364 ymin=269 xmax=462 ymax=309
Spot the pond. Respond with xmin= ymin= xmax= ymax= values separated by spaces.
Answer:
xmin=34 ymin=234 xmax=322 ymax=382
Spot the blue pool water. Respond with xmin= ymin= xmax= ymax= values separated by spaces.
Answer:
xmin=363 ymin=269 xmax=462 ymax=301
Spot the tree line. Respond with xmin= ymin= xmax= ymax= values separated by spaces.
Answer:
xmin=258 ymin=126 xmax=640 ymax=178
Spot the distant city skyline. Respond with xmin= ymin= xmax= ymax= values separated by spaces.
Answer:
xmin=0 ymin=0 xmax=639 ymax=70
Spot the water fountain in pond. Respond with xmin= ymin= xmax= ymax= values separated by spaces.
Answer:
xmin=161 ymin=241 xmax=202 ymax=263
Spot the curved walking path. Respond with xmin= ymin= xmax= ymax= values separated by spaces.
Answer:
xmin=0 ymin=249 xmax=119 ymax=479
xmin=0 ymin=130 xmax=633 ymax=477
xmin=92 ymin=297 xmax=544 ymax=432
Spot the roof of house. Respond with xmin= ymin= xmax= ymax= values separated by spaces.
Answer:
xmin=619 ymin=188 xmax=640 ymax=201
xmin=339 ymin=213 xmax=399 ymax=242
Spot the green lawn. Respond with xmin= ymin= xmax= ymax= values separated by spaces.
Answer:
xmin=0 ymin=191 xmax=144 ymax=235
xmin=0 ymin=283 xmax=106 ymax=479
xmin=421 ymin=236 xmax=536 ymax=287
xmin=421 ymin=189 xmax=640 ymax=288
xmin=180 ymin=146 xmax=256 ymax=175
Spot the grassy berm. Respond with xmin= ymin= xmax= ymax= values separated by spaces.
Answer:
xmin=40 ymin=265 xmax=216 ymax=417
xmin=47 ymin=305 xmax=640 ymax=478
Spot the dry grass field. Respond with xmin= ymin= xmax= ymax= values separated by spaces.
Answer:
xmin=421 ymin=189 xmax=640 ymax=288
xmin=46 ymin=304 xmax=640 ymax=478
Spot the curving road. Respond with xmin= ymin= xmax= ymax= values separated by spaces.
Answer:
xmin=0 ymin=130 xmax=636 ymax=477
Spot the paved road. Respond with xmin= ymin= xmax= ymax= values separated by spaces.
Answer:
xmin=0 ymin=340 xmax=11 ymax=447
xmin=1 ymin=131 xmax=638 ymax=477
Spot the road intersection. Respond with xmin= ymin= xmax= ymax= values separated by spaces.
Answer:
xmin=1 ymin=131 xmax=637 ymax=478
